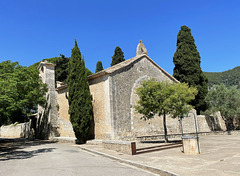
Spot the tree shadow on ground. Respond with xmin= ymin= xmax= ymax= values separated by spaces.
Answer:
xmin=0 ymin=138 xmax=57 ymax=161
xmin=140 ymin=139 xmax=182 ymax=143
xmin=136 ymin=140 xmax=182 ymax=155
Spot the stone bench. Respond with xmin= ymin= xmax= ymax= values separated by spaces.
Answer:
xmin=103 ymin=140 xmax=136 ymax=155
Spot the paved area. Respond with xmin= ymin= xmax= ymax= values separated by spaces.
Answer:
xmin=78 ymin=134 xmax=240 ymax=176
xmin=0 ymin=139 xmax=158 ymax=176
xmin=0 ymin=134 xmax=239 ymax=176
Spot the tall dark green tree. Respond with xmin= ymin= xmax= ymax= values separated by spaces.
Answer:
xmin=173 ymin=25 xmax=208 ymax=114
xmin=67 ymin=39 xmax=93 ymax=143
xmin=55 ymin=54 xmax=69 ymax=83
xmin=95 ymin=61 xmax=104 ymax=73
xmin=111 ymin=46 xmax=125 ymax=66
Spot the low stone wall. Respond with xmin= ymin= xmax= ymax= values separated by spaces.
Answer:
xmin=205 ymin=111 xmax=227 ymax=131
xmin=0 ymin=122 xmax=33 ymax=138
xmin=103 ymin=140 xmax=136 ymax=155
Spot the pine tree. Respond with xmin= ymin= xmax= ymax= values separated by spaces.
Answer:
xmin=95 ymin=61 xmax=104 ymax=73
xmin=111 ymin=46 xmax=125 ymax=66
xmin=67 ymin=39 xmax=93 ymax=143
xmin=173 ymin=25 xmax=208 ymax=114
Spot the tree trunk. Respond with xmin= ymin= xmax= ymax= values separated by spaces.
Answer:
xmin=163 ymin=113 xmax=168 ymax=143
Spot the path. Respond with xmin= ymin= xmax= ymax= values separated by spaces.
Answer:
xmin=0 ymin=139 xmax=157 ymax=176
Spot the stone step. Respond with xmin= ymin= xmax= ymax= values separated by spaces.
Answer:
xmin=50 ymin=137 xmax=76 ymax=143
xmin=86 ymin=139 xmax=103 ymax=145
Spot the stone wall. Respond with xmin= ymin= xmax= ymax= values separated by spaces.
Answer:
xmin=37 ymin=62 xmax=59 ymax=139
xmin=204 ymin=111 xmax=227 ymax=131
xmin=56 ymin=87 xmax=75 ymax=137
xmin=181 ymin=110 xmax=211 ymax=133
xmin=110 ymin=56 xmax=177 ymax=139
xmin=103 ymin=140 xmax=136 ymax=155
xmin=89 ymin=75 xmax=113 ymax=139
xmin=0 ymin=122 xmax=33 ymax=138
xmin=37 ymin=62 xmax=75 ymax=139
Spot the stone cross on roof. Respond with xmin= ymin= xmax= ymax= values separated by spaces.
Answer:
xmin=136 ymin=40 xmax=148 ymax=56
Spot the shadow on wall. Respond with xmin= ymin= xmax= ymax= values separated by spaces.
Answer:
xmin=36 ymin=100 xmax=51 ymax=139
xmin=224 ymin=117 xmax=240 ymax=131
xmin=0 ymin=122 xmax=34 ymax=139
xmin=89 ymin=115 xmax=95 ymax=140
xmin=205 ymin=112 xmax=240 ymax=131
xmin=35 ymin=94 xmax=60 ymax=139
xmin=233 ymin=117 xmax=240 ymax=130
xmin=36 ymin=94 xmax=59 ymax=140
xmin=205 ymin=115 xmax=223 ymax=131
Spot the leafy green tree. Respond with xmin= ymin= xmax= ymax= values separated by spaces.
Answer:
xmin=67 ymin=39 xmax=93 ymax=143
xmin=135 ymin=79 xmax=197 ymax=142
xmin=237 ymin=82 xmax=240 ymax=89
xmin=0 ymin=61 xmax=47 ymax=126
xmin=205 ymin=84 xmax=240 ymax=130
xmin=111 ymin=46 xmax=125 ymax=66
xmin=95 ymin=61 xmax=104 ymax=73
xmin=173 ymin=25 xmax=208 ymax=114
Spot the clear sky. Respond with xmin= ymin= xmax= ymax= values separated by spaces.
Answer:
xmin=0 ymin=0 xmax=239 ymax=75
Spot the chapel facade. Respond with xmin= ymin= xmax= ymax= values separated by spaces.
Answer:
xmin=37 ymin=41 xmax=215 ymax=140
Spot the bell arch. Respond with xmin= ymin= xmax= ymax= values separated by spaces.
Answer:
xmin=136 ymin=40 xmax=148 ymax=56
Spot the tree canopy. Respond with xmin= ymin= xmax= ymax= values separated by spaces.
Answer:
xmin=0 ymin=61 xmax=47 ymax=126
xmin=95 ymin=61 xmax=104 ymax=73
xmin=67 ymin=40 xmax=93 ymax=143
xmin=111 ymin=46 xmax=125 ymax=66
xmin=173 ymin=25 xmax=208 ymax=114
xmin=135 ymin=79 xmax=197 ymax=142
xmin=205 ymin=84 xmax=240 ymax=130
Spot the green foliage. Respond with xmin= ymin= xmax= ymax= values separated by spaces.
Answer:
xmin=54 ymin=54 xmax=69 ymax=83
xmin=95 ymin=61 xmax=104 ymax=73
xmin=0 ymin=61 xmax=47 ymax=126
xmin=67 ymin=39 xmax=93 ymax=143
xmin=135 ymin=79 xmax=197 ymax=119
xmin=173 ymin=25 xmax=208 ymax=114
xmin=205 ymin=84 xmax=240 ymax=130
xmin=135 ymin=79 xmax=197 ymax=141
xmin=204 ymin=66 xmax=240 ymax=87
xmin=111 ymin=46 xmax=125 ymax=66
xmin=30 ymin=55 xmax=92 ymax=83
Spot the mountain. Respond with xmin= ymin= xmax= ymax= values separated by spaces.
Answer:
xmin=204 ymin=66 xmax=240 ymax=87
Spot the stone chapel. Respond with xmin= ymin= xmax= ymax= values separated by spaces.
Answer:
xmin=36 ymin=41 xmax=215 ymax=140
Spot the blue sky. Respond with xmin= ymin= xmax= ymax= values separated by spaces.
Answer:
xmin=0 ymin=0 xmax=239 ymax=75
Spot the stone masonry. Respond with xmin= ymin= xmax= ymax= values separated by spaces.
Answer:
xmin=35 ymin=41 xmax=227 ymax=141
xmin=37 ymin=62 xmax=74 ymax=139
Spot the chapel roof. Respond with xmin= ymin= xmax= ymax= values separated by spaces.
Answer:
xmin=38 ymin=61 xmax=56 ymax=70
xmin=87 ymin=54 xmax=179 ymax=83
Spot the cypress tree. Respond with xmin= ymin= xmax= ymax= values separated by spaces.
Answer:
xmin=95 ymin=61 xmax=104 ymax=73
xmin=67 ymin=39 xmax=93 ymax=143
xmin=173 ymin=25 xmax=208 ymax=114
xmin=111 ymin=46 xmax=125 ymax=66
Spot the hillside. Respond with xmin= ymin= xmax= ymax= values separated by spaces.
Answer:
xmin=204 ymin=66 xmax=240 ymax=87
